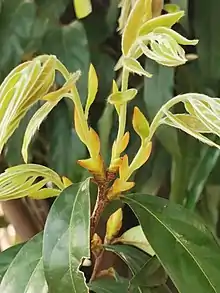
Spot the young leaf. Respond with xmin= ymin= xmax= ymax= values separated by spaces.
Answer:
xmin=0 ymin=233 xmax=47 ymax=293
xmin=117 ymin=225 xmax=155 ymax=256
xmin=0 ymin=164 xmax=64 ymax=200
xmin=123 ymin=57 xmax=152 ymax=77
xmin=85 ymin=64 xmax=98 ymax=119
xmin=132 ymin=106 xmax=150 ymax=140
xmin=43 ymin=179 xmax=90 ymax=293
xmin=139 ymin=11 xmax=184 ymax=36
xmin=108 ymin=88 xmax=138 ymax=105
xmin=122 ymin=0 xmax=152 ymax=55
xmin=73 ymin=0 xmax=92 ymax=19
xmin=123 ymin=193 xmax=220 ymax=293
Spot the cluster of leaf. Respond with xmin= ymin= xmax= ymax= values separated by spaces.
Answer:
xmin=1 ymin=1 xmax=220 ymax=293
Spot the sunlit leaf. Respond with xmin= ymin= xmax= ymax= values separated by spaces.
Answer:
xmin=132 ymin=106 xmax=150 ymax=140
xmin=108 ymin=88 xmax=138 ymax=105
xmin=123 ymin=193 xmax=220 ymax=293
xmin=43 ymin=180 xmax=90 ymax=293
xmin=73 ymin=0 xmax=92 ymax=19
xmin=117 ymin=225 xmax=155 ymax=256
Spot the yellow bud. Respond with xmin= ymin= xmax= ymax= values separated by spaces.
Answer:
xmin=119 ymin=155 xmax=129 ymax=181
xmin=107 ymin=179 xmax=135 ymax=200
xmin=62 ymin=176 xmax=72 ymax=188
xmin=91 ymin=233 xmax=102 ymax=255
xmin=105 ymin=208 xmax=123 ymax=242
xmin=132 ymin=106 xmax=150 ymax=140
xmin=88 ymin=127 xmax=101 ymax=158
xmin=78 ymin=155 xmax=105 ymax=178
xmin=118 ymin=131 xmax=130 ymax=153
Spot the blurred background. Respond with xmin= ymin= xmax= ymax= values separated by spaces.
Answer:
xmin=1 ymin=0 xmax=220 ymax=249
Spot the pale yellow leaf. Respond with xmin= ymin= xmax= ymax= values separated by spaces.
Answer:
xmin=73 ymin=0 xmax=92 ymax=19
xmin=85 ymin=64 xmax=98 ymax=119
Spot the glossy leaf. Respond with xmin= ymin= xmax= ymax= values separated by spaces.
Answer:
xmin=43 ymin=180 xmax=90 ymax=293
xmin=123 ymin=193 xmax=220 ymax=293
xmin=0 ymin=164 xmax=64 ymax=200
xmin=131 ymin=256 xmax=167 ymax=288
xmin=105 ymin=244 xmax=149 ymax=274
xmin=117 ymin=225 xmax=155 ymax=256
xmin=0 ymin=243 xmax=24 ymax=282
xmin=0 ymin=233 xmax=47 ymax=293
xmin=89 ymin=277 xmax=129 ymax=293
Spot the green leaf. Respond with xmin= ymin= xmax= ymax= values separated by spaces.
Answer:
xmin=0 ymin=164 xmax=64 ymax=200
xmin=35 ymin=0 xmax=69 ymax=18
xmin=104 ymin=244 xmax=150 ymax=274
xmin=0 ymin=243 xmax=23 ymax=282
xmin=85 ymin=64 xmax=98 ymax=119
xmin=89 ymin=277 xmax=129 ymax=293
xmin=131 ymin=256 xmax=167 ymax=288
xmin=117 ymin=225 xmax=155 ymax=256
xmin=46 ymin=101 xmax=86 ymax=182
xmin=41 ymin=21 xmax=89 ymax=101
xmin=192 ymin=1 xmax=220 ymax=81
xmin=0 ymin=233 xmax=47 ymax=293
xmin=43 ymin=180 xmax=90 ymax=293
xmin=0 ymin=0 xmax=36 ymax=71
xmin=123 ymin=193 xmax=220 ymax=293
xmin=144 ymin=59 xmax=180 ymax=156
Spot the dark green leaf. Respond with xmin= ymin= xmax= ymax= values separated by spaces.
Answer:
xmin=89 ymin=277 xmax=129 ymax=293
xmin=193 ymin=1 xmax=220 ymax=82
xmin=36 ymin=0 xmax=69 ymax=19
xmin=43 ymin=180 xmax=90 ymax=293
xmin=46 ymin=100 xmax=86 ymax=181
xmin=0 ymin=0 xmax=36 ymax=75
xmin=123 ymin=193 xmax=220 ymax=293
xmin=0 ymin=243 xmax=23 ymax=282
xmin=0 ymin=233 xmax=46 ymax=293
xmin=144 ymin=59 xmax=180 ymax=156
xmin=131 ymin=256 xmax=167 ymax=288
xmin=41 ymin=21 xmax=89 ymax=101
xmin=104 ymin=244 xmax=149 ymax=274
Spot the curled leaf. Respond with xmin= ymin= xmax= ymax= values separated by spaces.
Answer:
xmin=139 ymin=11 xmax=184 ymax=36
xmin=123 ymin=57 xmax=152 ymax=77
xmin=0 ymin=164 xmax=64 ymax=201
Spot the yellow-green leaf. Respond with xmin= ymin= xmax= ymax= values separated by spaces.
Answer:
xmin=105 ymin=208 xmax=123 ymax=242
xmin=153 ymin=27 xmax=198 ymax=46
xmin=122 ymin=0 xmax=152 ymax=55
xmin=108 ymin=88 xmax=138 ymax=105
xmin=0 ymin=164 xmax=64 ymax=201
xmin=139 ymin=11 xmax=184 ymax=36
xmin=85 ymin=64 xmax=98 ymax=119
xmin=132 ymin=106 xmax=150 ymax=140
xmin=123 ymin=57 xmax=152 ymax=77
xmin=73 ymin=0 xmax=92 ymax=19
xmin=117 ymin=225 xmax=155 ymax=256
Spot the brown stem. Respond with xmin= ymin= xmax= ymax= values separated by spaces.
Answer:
xmin=90 ymin=183 xmax=109 ymax=237
xmin=90 ymin=250 xmax=105 ymax=282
